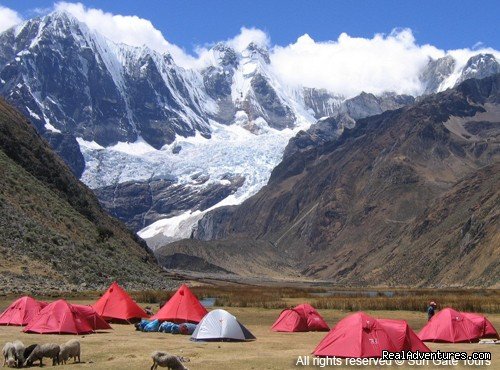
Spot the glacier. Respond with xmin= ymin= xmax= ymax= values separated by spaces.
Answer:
xmin=80 ymin=119 xmax=313 ymax=248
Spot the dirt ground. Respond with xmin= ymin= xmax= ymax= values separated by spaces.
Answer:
xmin=0 ymin=302 xmax=498 ymax=370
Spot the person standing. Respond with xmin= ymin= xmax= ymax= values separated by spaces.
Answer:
xmin=427 ymin=301 xmax=437 ymax=321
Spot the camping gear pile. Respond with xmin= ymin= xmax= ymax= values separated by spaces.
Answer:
xmin=135 ymin=320 xmax=198 ymax=335
xmin=132 ymin=285 xmax=256 ymax=341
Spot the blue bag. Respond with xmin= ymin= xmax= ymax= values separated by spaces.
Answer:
xmin=159 ymin=321 xmax=175 ymax=333
xmin=144 ymin=319 xmax=160 ymax=332
xmin=171 ymin=324 xmax=180 ymax=334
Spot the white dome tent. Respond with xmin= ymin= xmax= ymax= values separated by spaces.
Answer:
xmin=191 ymin=309 xmax=256 ymax=342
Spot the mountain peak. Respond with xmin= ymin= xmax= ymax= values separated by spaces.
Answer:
xmin=42 ymin=9 xmax=83 ymax=29
xmin=458 ymin=53 xmax=499 ymax=84
xmin=244 ymin=42 xmax=270 ymax=64
xmin=211 ymin=42 xmax=238 ymax=67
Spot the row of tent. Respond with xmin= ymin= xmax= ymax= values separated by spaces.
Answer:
xmin=273 ymin=305 xmax=499 ymax=357
xmin=94 ymin=282 xmax=209 ymax=324
xmin=0 ymin=283 xmax=208 ymax=333
xmin=0 ymin=296 xmax=111 ymax=334
xmin=1 ymin=283 xmax=498 ymax=355
xmin=310 ymin=309 xmax=499 ymax=358
xmin=0 ymin=283 xmax=255 ymax=342
xmin=273 ymin=304 xmax=498 ymax=339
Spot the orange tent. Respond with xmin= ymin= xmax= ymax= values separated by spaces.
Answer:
xmin=23 ymin=299 xmax=94 ymax=335
xmin=92 ymin=282 xmax=149 ymax=323
xmin=0 ymin=296 xmax=46 ymax=326
xmin=151 ymin=284 xmax=207 ymax=323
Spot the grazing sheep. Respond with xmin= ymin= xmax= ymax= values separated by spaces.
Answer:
xmin=23 ymin=345 xmax=38 ymax=367
xmin=24 ymin=343 xmax=60 ymax=367
xmin=59 ymin=340 xmax=80 ymax=364
xmin=150 ymin=351 xmax=189 ymax=370
xmin=12 ymin=341 xmax=25 ymax=368
xmin=2 ymin=342 xmax=16 ymax=368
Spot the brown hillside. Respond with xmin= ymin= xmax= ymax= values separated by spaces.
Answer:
xmin=158 ymin=75 xmax=500 ymax=287
xmin=0 ymin=98 xmax=171 ymax=292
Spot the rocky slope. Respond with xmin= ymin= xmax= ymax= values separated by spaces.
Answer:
xmin=158 ymin=75 xmax=500 ymax=287
xmin=0 ymin=98 xmax=171 ymax=292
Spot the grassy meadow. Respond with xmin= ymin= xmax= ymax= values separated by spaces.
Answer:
xmin=0 ymin=285 xmax=499 ymax=369
xmin=132 ymin=285 xmax=500 ymax=313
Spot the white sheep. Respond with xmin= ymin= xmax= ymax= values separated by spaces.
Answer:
xmin=150 ymin=351 xmax=189 ymax=370
xmin=12 ymin=341 xmax=25 ymax=368
xmin=24 ymin=343 xmax=60 ymax=367
xmin=2 ymin=342 xmax=16 ymax=368
xmin=59 ymin=339 xmax=80 ymax=364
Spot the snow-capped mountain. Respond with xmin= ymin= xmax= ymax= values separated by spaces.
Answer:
xmin=0 ymin=11 xmax=215 ymax=157
xmin=0 ymin=10 xmax=499 ymax=250
xmin=201 ymin=41 xmax=316 ymax=132
xmin=419 ymin=53 xmax=500 ymax=94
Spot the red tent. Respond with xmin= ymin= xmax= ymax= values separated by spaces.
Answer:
xmin=150 ymin=284 xmax=207 ymax=323
xmin=313 ymin=312 xmax=430 ymax=358
xmin=92 ymin=282 xmax=149 ymax=323
xmin=72 ymin=304 xmax=112 ymax=330
xmin=462 ymin=313 xmax=499 ymax=339
xmin=419 ymin=308 xmax=496 ymax=343
xmin=271 ymin=303 xmax=329 ymax=332
xmin=378 ymin=319 xmax=431 ymax=353
xmin=23 ymin=299 xmax=94 ymax=335
xmin=0 ymin=296 xmax=47 ymax=326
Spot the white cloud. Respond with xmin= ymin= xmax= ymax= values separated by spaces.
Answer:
xmin=0 ymin=5 xmax=23 ymax=33
xmin=54 ymin=2 xmax=197 ymax=67
xmin=269 ymin=30 xmax=500 ymax=98
xmin=270 ymin=29 xmax=445 ymax=97
xmin=192 ymin=27 xmax=271 ymax=69
xmin=471 ymin=41 xmax=484 ymax=50
xmin=226 ymin=27 xmax=270 ymax=52
xmin=3 ymin=3 xmax=499 ymax=97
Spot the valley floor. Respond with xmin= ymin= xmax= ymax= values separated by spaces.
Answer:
xmin=0 ymin=301 xmax=498 ymax=369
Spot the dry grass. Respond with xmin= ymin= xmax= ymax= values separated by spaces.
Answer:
xmin=0 ymin=302 xmax=498 ymax=370
xmin=312 ymin=291 xmax=500 ymax=313
xmin=132 ymin=285 xmax=325 ymax=309
xmin=130 ymin=286 xmax=500 ymax=313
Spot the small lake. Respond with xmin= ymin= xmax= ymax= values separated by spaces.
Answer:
xmin=200 ymin=297 xmax=216 ymax=307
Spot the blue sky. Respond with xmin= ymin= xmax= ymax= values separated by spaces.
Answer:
xmin=2 ymin=0 xmax=499 ymax=52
